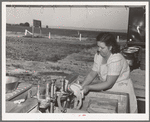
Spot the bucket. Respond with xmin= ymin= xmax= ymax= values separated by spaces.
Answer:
xmin=122 ymin=47 xmax=141 ymax=69
xmin=6 ymin=76 xmax=20 ymax=93
xmin=122 ymin=50 xmax=135 ymax=67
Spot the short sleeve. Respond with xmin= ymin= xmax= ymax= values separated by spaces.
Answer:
xmin=107 ymin=54 xmax=123 ymax=76
xmin=92 ymin=54 xmax=99 ymax=72
xmin=107 ymin=60 xmax=123 ymax=75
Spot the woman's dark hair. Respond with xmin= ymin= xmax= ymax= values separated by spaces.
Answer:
xmin=96 ymin=32 xmax=120 ymax=54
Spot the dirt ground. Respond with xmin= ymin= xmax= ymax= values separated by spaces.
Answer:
xmin=6 ymin=31 xmax=97 ymax=86
xmin=6 ymin=31 xmax=145 ymax=96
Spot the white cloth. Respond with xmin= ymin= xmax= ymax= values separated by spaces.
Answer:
xmin=69 ymin=83 xmax=84 ymax=109
xmin=92 ymin=53 xmax=137 ymax=113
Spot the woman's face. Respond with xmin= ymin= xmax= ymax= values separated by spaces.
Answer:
xmin=97 ymin=41 xmax=112 ymax=57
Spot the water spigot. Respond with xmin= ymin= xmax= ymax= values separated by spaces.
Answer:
xmin=46 ymin=82 xmax=50 ymax=100
xmin=50 ymin=79 xmax=57 ymax=113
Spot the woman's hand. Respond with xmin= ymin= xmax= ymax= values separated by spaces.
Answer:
xmin=82 ymin=85 xmax=90 ymax=95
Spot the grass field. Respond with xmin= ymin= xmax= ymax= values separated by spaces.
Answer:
xmin=6 ymin=35 xmax=96 ymax=62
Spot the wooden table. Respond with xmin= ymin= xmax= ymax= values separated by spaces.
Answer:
xmin=6 ymin=98 xmax=38 ymax=113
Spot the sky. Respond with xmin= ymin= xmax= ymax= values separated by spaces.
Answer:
xmin=6 ymin=6 xmax=129 ymax=32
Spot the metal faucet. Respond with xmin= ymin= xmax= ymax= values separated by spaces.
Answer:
xmin=37 ymin=79 xmax=56 ymax=113
xmin=50 ymin=79 xmax=56 ymax=113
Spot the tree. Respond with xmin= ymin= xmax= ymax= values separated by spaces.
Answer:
xmin=20 ymin=22 xmax=30 ymax=27
xmin=20 ymin=23 xmax=24 ymax=26
xmin=46 ymin=25 xmax=48 ymax=28
xmin=24 ymin=22 xmax=30 ymax=27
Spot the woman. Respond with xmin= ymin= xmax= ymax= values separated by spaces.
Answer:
xmin=81 ymin=32 xmax=137 ymax=113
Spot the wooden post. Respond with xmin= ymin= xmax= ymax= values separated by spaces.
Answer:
xmin=25 ymin=29 xmax=27 ymax=35
xmin=79 ymin=34 xmax=81 ymax=41
xmin=32 ymin=26 xmax=34 ymax=38
xmin=49 ymin=32 xmax=51 ymax=39
xmin=117 ymin=36 xmax=119 ymax=42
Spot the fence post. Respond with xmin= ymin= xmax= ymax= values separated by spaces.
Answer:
xmin=49 ymin=32 xmax=51 ymax=39
xmin=79 ymin=34 xmax=81 ymax=41
xmin=117 ymin=35 xmax=119 ymax=42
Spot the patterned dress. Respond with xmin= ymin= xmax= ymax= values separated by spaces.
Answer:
xmin=90 ymin=53 xmax=137 ymax=113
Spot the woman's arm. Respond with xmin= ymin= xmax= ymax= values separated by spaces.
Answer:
xmin=81 ymin=70 xmax=98 ymax=87
xmin=83 ymin=75 xmax=119 ymax=94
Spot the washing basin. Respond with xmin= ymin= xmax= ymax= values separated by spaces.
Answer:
xmin=6 ymin=76 xmax=20 ymax=93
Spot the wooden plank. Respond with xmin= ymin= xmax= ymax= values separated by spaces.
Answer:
xmin=85 ymin=91 xmax=130 ymax=113
xmin=6 ymin=101 xmax=18 ymax=113
xmin=87 ymin=98 xmax=118 ymax=113
xmin=9 ymin=98 xmax=38 ymax=113
xmin=82 ymin=97 xmax=118 ymax=113
xmin=6 ymin=83 xmax=32 ymax=101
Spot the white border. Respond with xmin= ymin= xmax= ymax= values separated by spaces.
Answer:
xmin=2 ymin=1 xmax=149 ymax=121
xmin=145 ymin=1 xmax=149 ymax=116
xmin=3 ymin=1 xmax=148 ymax=6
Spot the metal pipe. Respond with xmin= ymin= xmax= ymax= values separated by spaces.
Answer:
xmin=62 ymin=78 xmax=65 ymax=92
xmin=37 ymin=84 xmax=40 ymax=111
xmin=50 ymin=80 xmax=55 ymax=113
xmin=46 ymin=83 xmax=50 ymax=100
xmin=37 ymin=84 xmax=40 ymax=100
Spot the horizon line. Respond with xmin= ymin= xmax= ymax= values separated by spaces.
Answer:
xmin=6 ymin=23 xmax=127 ymax=33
